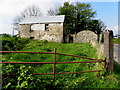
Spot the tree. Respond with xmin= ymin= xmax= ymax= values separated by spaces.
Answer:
xmin=57 ymin=2 xmax=76 ymax=34
xmin=87 ymin=19 xmax=106 ymax=42
xmin=13 ymin=16 xmax=23 ymax=30
xmin=47 ymin=4 xmax=61 ymax=16
xmin=75 ymin=3 xmax=96 ymax=33
xmin=13 ymin=5 xmax=42 ymax=31
xmin=47 ymin=9 xmax=56 ymax=16
xmin=87 ymin=19 xmax=106 ymax=35
xmin=21 ymin=5 xmax=42 ymax=17
xmin=57 ymin=2 xmax=96 ymax=34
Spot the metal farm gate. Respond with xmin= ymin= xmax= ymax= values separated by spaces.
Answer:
xmin=0 ymin=48 xmax=107 ymax=83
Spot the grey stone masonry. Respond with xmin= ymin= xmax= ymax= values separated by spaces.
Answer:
xmin=18 ymin=15 xmax=68 ymax=43
xmin=104 ymin=30 xmax=114 ymax=73
xmin=73 ymin=30 xmax=98 ymax=43
xmin=19 ymin=23 xmax=65 ymax=43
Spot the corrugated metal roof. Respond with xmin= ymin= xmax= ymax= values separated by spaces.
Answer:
xmin=19 ymin=15 xmax=65 ymax=24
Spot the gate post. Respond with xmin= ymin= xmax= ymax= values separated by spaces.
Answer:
xmin=0 ymin=38 xmax=2 ymax=89
xmin=52 ymin=48 xmax=56 ymax=84
xmin=104 ymin=30 xmax=114 ymax=73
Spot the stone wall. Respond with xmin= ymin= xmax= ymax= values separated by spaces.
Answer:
xmin=90 ymin=40 xmax=104 ymax=58
xmin=19 ymin=24 xmax=31 ymax=38
xmin=73 ymin=30 xmax=98 ymax=43
xmin=19 ymin=23 xmax=64 ymax=43
xmin=73 ymin=30 xmax=105 ymax=58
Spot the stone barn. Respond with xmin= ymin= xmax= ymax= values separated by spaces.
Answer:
xmin=18 ymin=15 xmax=68 ymax=43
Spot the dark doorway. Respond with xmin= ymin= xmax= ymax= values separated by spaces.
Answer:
xmin=69 ymin=36 xmax=73 ymax=43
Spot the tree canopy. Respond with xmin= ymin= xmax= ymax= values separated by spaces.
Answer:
xmin=87 ymin=19 xmax=106 ymax=35
xmin=56 ymin=2 xmax=97 ymax=34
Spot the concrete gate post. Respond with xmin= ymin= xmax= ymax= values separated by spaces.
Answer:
xmin=104 ymin=30 xmax=114 ymax=73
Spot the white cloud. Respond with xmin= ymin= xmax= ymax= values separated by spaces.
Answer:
xmin=0 ymin=0 xmax=23 ymax=16
xmin=0 ymin=0 xmax=59 ymax=34
xmin=0 ymin=23 xmax=13 ymax=35
xmin=107 ymin=26 xmax=118 ymax=35
xmin=0 ymin=0 xmax=56 ymax=17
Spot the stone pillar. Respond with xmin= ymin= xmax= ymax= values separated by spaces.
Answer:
xmin=104 ymin=30 xmax=114 ymax=73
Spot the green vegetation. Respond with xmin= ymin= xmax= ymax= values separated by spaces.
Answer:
xmin=1 ymin=34 xmax=30 ymax=51
xmin=57 ymin=2 xmax=95 ymax=34
xmin=1 ymin=36 xmax=120 ymax=89
xmin=113 ymin=38 xmax=120 ymax=44
xmin=56 ymin=2 xmax=106 ymax=34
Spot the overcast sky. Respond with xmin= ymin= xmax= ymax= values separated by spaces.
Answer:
xmin=0 ymin=0 xmax=119 ymax=35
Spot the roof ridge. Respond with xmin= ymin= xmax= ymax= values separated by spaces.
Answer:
xmin=19 ymin=15 xmax=65 ymax=24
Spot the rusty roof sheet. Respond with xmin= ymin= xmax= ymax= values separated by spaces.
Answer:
xmin=19 ymin=15 xmax=65 ymax=24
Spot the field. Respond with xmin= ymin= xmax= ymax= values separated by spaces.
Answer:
xmin=1 ymin=35 xmax=120 ymax=89
xmin=113 ymin=38 xmax=120 ymax=44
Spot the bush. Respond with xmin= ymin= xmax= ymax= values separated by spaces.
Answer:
xmin=1 ymin=35 xmax=30 ymax=51
xmin=2 ymin=64 xmax=34 ymax=89
xmin=0 ymin=34 xmax=11 ymax=37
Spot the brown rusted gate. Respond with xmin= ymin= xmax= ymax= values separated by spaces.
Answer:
xmin=0 ymin=48 xmax=107 ymax=83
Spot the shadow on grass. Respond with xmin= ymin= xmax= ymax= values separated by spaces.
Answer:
xmin=113 ymin=61 xmax=120 ymax=74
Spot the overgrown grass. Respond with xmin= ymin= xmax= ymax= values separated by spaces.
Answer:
xmin=2 ymin=36 xmax=120 ymax=89
xmin=3 ymin=40 xmax=100 ymax=75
